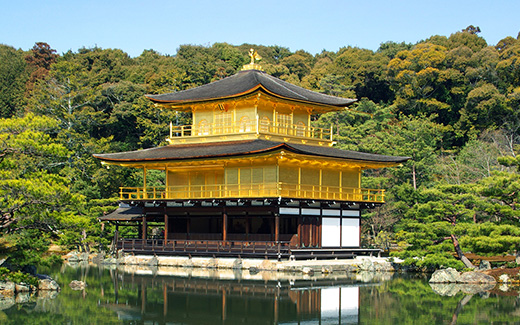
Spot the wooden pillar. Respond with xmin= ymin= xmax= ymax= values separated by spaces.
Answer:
xmin=222 ymin=210 xmax=228 ymax=242
xmin=275 ymin=213 xmax=280 ymax=242
xmin=114 ymin=224 xmax=119 ymax=252
xmin=222 ymin=289 xmax=227 ymax=322
xmin=142 ymin=216 xmax=147 ymax=240
xmin=141 ymin=281 xmax=146 ymax=314
xmin=163 ymin=283 xmax=168 ymax=317
xmin=270 ymin=216 xmax=275 ymax=241
xmin=297 ymin=216 xmax=302 ymax=247
xmin=164 ymin=212 xmax=169 ymax=241
xmin=274 ymin=287 xmax=279 ymax=324
xmin=143 ymin=167 xmax=147 ymax=199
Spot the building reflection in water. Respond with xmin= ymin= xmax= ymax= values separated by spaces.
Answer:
xmin=102 ymin=266 xmax=386 ymax=324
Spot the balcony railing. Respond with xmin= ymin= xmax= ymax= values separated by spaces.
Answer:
xmin=169 ymin=119 xmax=333 ymax=141
xmin=119 ymin=183 xmax=385 ymax=203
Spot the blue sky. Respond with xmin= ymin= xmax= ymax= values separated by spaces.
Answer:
xmin=1 ymin=0 xmax=519 ymax=57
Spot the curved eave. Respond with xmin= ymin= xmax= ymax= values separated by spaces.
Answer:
xmin=145 ymin=84 xmax=357 ymax=111
xmin=94 ymin=140 xmax=410 ymax=168
xmin=94 ymin=143 xmax=286 ymax=164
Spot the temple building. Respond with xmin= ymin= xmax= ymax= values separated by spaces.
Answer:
xmin=95 ymin=50 xmax=409 ymax=259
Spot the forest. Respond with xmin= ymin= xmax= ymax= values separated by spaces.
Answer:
xmin=1 ymin=25 xmax=520 ymax=270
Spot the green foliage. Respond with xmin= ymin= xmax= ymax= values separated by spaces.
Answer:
xmin=0 ymin=44 xmax=28 ymax=117
xmin=1 ymin=270 xmax=39 ymax=287
xmin=2 ymin=33 xmax=520 ymax=272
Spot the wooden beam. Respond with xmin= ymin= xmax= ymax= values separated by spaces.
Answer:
xmin=142 ymin=216 xmax=147 ymax=240
xmin=164 ymin=212 xmax=168 ymax=241
xmin=222 ymin=210 xmax=228 ymax=242
xmin=275 ymin=213 xmax=280 ymax=242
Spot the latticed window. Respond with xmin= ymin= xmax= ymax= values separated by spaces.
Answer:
xmin=238 ymin=116 xmax=251 ymax=132
xmin=214 ymin=111 xmax=232 ymax=134
xmin=277 ymin=113 xmax=292 ymax=126
xmin=197 ymin=119 xmax=209 ymax=135
xmin=296 ymin=121 xmax=306 ymax=137
xmin=276 ymin=113 xmax=293 ymax=135
xmin=259 ymin=116 xmax=271 ymax=133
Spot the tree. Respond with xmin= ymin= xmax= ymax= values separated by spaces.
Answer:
xmin=24 ymin=42 xmax=59 ymax=94
xmin=0 ymin=45 xmax=28 ymax=117
xmin=458 ymin=83 xmax=508 ymax=134
xmin=0 ymin=113 xmax=82 ymax=233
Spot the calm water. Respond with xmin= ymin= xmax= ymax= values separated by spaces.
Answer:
xmin=2 ymin=262 xmax=520 ymax=324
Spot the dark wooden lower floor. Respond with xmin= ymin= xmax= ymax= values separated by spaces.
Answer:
xmin=116 ymin=238 xmax=381 ymax=260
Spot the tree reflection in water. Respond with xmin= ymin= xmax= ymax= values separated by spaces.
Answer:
xmin=2 ymin=263 xmax=520 ymax=324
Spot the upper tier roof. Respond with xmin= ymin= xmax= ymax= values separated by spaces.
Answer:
xmin=145 ymin=69 xmax=357 ymax=107
xmin=93 ymin=139 xmax=409 ymax=164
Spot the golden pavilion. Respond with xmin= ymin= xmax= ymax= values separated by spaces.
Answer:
xmin=95 ymin=51 xmax=409 ymax=259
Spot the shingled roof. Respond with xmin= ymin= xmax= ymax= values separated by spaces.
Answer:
xmin=93 ymin=139 xmax=409 ymax=164
xmin=145 ymin=69 xmax=356 ymax=107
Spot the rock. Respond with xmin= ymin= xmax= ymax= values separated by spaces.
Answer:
xmin=0 ymin=281 xmax=15 ymax=296
xmin=260 ymin=259 xmax=276 ymax=271
xmin=182 ymin=259 xmax=193 ymax=268
xmin=78 ymin=253 xmax=89 ymax=261
xmin=0 ymin=258 xmax=12 ymax=270
xmin=69 ymin=280 xmax=87 ymax=290
xmin=148 ymin=256 xmax=159 ymax=266
xmin=460 ymin=283 xmax=495 ymax=295
xmin=429 ymin=268 xmax=461 ymax=283
xmin=15 ymin=292 xmax=30 ymax=304
xmin=478 ymin=260 xmax=491 ymax=271
xmin=91 ymin=253 xmax=105 ymax=264
xmin=429 ymin=283 xmax=461 ymax=296
xmin=38 ymin=279 xmax=60 ymax=291
xmin=374 ymin=261 xmax=394 ymax=272
xmin=357 ymin=271 xmax=376 ymax=283
xmin=321 ymin=266 xmax=332 ymax=274
xmin=499 ymin=274 xmax=511 ymax=283
xmin=35 ymin=274 xmax=53 ymax=280
xmin=479 ymin=291 xmax=490 ymax=299
xmin=67 ymin=255 xmax=79 ymax=263
xmin=207 ymin=258 xmax=218 ymax=269
xmin=102 ymin=257 xmax=117 ymax=265
xmin=232 ymin=259 xmax=243 ymax=270
xmin=37 ymin=290 xmax=58 ymax=299
xmin=360 ymin=259 xmax=375 ymax=272
xmin=345 ymin=264 xmax=359 ymax=273
xmin=302 ymin=267 xmax=314 ymax=275
xmin=15 ymin=283 xmax=30 ymax=293
xmin=459 ymin=271 xmax=496 ymax=284
xmin=0 ymin=296 xmax=15 ymax=310
xmin=22 ymin=265 xmax=37 ymax=275
xmin=499 ymin=283 xmax=510 ymax=292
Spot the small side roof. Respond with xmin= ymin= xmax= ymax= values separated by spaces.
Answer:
xmin=145 ymin=69 xmax=356 ymax=108
xmin=99 ymin=206 xmax=143 ymax=221
xmin=94 ymin=139 xmax=410 ymax=164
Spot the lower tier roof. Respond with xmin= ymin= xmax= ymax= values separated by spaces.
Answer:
xmin=94 ymin=139 xmax=409 ymax=164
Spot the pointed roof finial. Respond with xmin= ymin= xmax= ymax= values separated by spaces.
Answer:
xmin=242 ymin=48 xmax=263 ymax=71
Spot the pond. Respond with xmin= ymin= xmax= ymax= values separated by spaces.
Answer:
xmin=1 ymin=262 xmax=520 ymax=324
